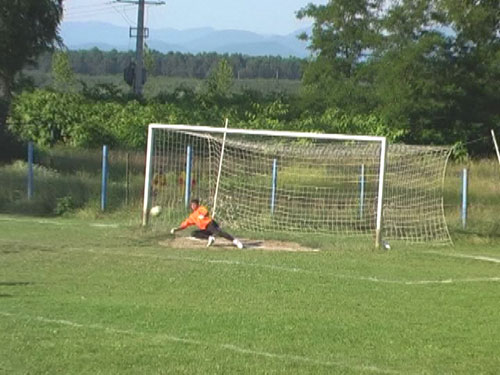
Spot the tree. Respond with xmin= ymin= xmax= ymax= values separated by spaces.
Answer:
xmin=0 ymin=0 xmax=63 ymax=160
xmin=0 ymin=0 xmax=63 ymax=101
xmin=297 ymin=0 xmax=383 ymax=113
xmin=0 ymin=0 xmax=63 ymax=144
xmin=205 ymin=59 xmax=234 ymax=98
xmin=437 ymin=0 xmax=500 ymax=151
xmin=374 ymin=0 xmax=500 ymax=148
xmin=52 ymin=50 xmax=76 ymax=91
xmin=369 ymin=0 xmax=454 ymax=142
xmin=437 ymin=0 xmax=500 ymax=48
xmin=143 ymin=44 xmax=156 ymax=76
xmin=298 ymin=0 xmax=499 ymax=152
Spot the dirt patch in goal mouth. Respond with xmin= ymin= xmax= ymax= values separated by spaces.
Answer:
xmin=159 ymin=237 xmax=319 ymax=252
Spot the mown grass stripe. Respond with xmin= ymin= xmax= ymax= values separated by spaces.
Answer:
xmin=85 ymin=248 xmax=500 ymax=286
xmin=0 ymin=311 xmax=398 ymax=374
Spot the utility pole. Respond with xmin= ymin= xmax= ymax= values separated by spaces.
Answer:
xmin=115 ymin=0 xmax=165 ymax=96
xmin=134 ymin=0 xmax=145 ymax=95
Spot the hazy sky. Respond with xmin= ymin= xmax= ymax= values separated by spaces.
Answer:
xmin=63 ymin=0 xmax=328 ymax=35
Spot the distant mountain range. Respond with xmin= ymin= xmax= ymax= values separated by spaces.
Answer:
xmin=60 ymin=22 xmax=311 ymax=58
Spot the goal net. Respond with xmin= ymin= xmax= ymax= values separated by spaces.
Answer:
xmin=143 ymin=124 xmax=451 ymax=245
xmin=384 ymin=145 xmax=451 ymax=243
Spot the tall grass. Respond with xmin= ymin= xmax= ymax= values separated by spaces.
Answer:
xmin=1 ymin=148 xmax=499 ymax=240
xmin=444 ymin=158 xmax=500 ymax=239
xmin=0 ymin=147 xmax=145 ymax=216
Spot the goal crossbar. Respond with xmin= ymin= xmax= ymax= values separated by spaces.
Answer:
xmin=142 ymin=124 xmax=388 ymax=248
xmin=147 ymin=123 xmax=387 ymax=142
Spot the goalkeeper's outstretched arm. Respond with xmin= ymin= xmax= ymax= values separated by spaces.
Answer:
xmin=170 ymin=219 xmax=191 ymax=234
xmin=170 ymin=227 xmax=180 ymax=234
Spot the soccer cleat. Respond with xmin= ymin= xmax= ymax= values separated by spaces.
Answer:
xmin=233 ymin=239 xmax=244 ymax=249
xmin=207 ymin=236 xmax=215 ymax=247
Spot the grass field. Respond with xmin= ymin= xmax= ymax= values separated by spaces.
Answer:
xmin=26 ymin=72 xmax=302 ymax=96
xmin=1 ymin=214 xmax=500 ymax=374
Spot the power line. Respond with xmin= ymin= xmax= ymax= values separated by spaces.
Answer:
xmin=65 ymin=1 xmax=107 ymax=10
xmin=64 ymin=1 xmax=121 ymax=12
xmin=64 ymin=5 xmax=135 ymax=19
xmin=111 ymin=4 xmax=136 ymax=25
xmin=115 ymin=0 xmax=165 ymax=4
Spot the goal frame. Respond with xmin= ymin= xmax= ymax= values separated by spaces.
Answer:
xmin=142 ymin=124 xmax=388 ymax=248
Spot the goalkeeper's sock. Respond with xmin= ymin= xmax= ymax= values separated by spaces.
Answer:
xmin=207 ymin=236 xmax=215 ymax=247
xmin=233 ymin=239 xmax=244 ymax=249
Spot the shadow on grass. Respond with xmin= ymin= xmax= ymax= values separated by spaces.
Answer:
xmin=0 ymin=281 xmax=33 ymax=286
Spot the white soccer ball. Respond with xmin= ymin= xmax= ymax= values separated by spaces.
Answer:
xmin=150 ymin=205 xmax=162 ymax=217
xmin=382 ymin=240 xmax=391 ymax=250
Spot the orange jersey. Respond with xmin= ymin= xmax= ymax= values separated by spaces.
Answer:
xmin=179 ymin=205 xmax=212 ymax=230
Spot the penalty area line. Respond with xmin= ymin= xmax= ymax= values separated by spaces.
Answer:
xmin=423 ymin=250 xmax=500 ymax=264
xmin=0 ymin=217 xmax=65 ymax=226
xmin=0 ymin=216 xmax=121 ymax=228
xmin=89 ymin=223 xmax=120 ymax=228
xmin=0 ymin=311 xmax=398 ymax=374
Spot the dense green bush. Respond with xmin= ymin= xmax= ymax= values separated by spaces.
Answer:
xmin=8 ymin=89 xmax=177 ymax=148
xmin=7 ymin=88 xmax=403 ymax=150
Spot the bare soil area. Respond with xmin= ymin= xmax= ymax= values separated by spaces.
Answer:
xmin=159 ymin=236 xmax=319 ymax=252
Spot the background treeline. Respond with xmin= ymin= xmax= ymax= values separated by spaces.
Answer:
xmin=28 ymin=49 xmax=304 ymax=79
xmin=294 ymin=0 xmax=500 ymax=152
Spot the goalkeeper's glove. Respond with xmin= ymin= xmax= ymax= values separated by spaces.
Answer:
xmin=170 ymin=228 xmax=177 ymax=234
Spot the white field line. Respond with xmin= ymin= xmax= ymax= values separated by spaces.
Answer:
xmin=423 ymin=250 xmax=500 ymax=264
xmin=0 ymin=311 xmax=398 ymax=374
xmin=86 ymin=249 xmax=500 ymax=286
xmin=0 ymin=217 xmax=65 ymax=225
xmin=89 ymin=223 xmax=120 ymax=228
xmin=0 ymin=216 xmax=120 ymax=228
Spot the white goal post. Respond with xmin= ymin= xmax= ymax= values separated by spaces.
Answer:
xmin=142 ymin=124 xmax=388 ymax=247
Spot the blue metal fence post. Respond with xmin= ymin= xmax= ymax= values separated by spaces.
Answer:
xmin=101 ymin=145 xmax=109 ymax=211
xmin=185 ymin=145 xmax=193 ymax=209
xmin=359 ymin=164 xmax=365 ymax=219
xmin=125 ymin=152 xmax=130 ymax=205
xmin=271 ymin=159 xmax=278 ymax=214
xmin=27 ymin=142 xmax=34 ymax=200
xmin=461 ymin=168 xmax=468 ymax=229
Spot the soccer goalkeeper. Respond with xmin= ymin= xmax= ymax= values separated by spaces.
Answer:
xmin=170 ymin=198 xmax=244 ymax=249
